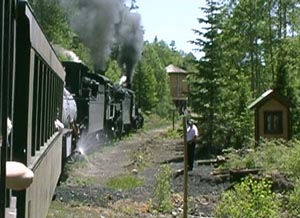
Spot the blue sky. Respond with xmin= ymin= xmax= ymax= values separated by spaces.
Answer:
xmin=136 ymin=0 xmax=206 ymax=58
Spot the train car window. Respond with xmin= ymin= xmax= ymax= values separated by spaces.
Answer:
xmin=50 ymin=72 xmax=55 ymax=134
xmin=54 ymin=75 xmax=59 ymax=132
xmin=36 ymin=60 xmax=43 ymax=150
xmin=41 ymin=63 xmax=47 ymax=145
xmin=45 ymin=68 xmax=50 ymax=140
xmin=44 ymin=68 xmax=48 ymax=141
xmin=31 ymin=55 xmax=39 ymax=156
xmin=58 ymin=80 xmax=64 ymax=122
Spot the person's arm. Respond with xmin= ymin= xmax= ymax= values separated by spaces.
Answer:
xmin=6 ymin=161 xmax=34 ymax=190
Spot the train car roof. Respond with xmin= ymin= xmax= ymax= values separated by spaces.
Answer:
xmin=18 ymin=1 xmax=65 ymax=80
xmin=62 ymin=61 xmax=89 ymax=71
xmin=62 ymin=61 xmax=114 ymax=87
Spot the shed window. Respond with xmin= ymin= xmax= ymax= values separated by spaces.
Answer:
xmin=264 ymin=111 xmax=283 ymax=134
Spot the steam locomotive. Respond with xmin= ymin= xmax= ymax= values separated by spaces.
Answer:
xmin=0 ymin=1 xmax=143 ymax=218
xmin=61 ymin=61 xmax=144 ymax=156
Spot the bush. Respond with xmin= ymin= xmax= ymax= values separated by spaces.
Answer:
xmin=151 ymin=165 xmax=173 ymax=213
xmin=280 ymin=139 xmax=300 ymax=180
xmin=284 ymin=180 xmax=300 ymax=218
xmin=214 ymin=177 xmax=281 ymax=218
xmin=217 ymin=139 xmax=300 ymax=217
xmin=223 ymin=139 xmax=290 ymax=173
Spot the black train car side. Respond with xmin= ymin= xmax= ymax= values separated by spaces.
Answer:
xmin=2 ymin=1 xmax=66 ymax=218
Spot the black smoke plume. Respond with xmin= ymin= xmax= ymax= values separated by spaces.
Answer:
xmin=60 ymin=0 xmax=143 ymax=86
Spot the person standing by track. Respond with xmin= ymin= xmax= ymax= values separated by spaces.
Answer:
xmin=186 ymin=119 xmax=198 ymax=171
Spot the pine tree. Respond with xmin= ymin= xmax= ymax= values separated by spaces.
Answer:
xmin=143 ymin=43 xmax=173 ymax=117
xmin=190 ymin=0 xmax=225 ymax=152
xmin=105 ymin=60 xmax=122 ymax=84
xmin=132 ymin=59 xmax=157 ymax=112
xmin=29 ymin=0 xmax=74 ymax=47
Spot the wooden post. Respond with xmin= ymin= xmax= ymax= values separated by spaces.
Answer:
xmin=172 ymin=109 xmax=175 ymax=130
xmin=183 ymin=116 xmax=188 ymax=218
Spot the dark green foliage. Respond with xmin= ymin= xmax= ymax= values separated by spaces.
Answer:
xmin=152 ymin=165 xmax=173 ymax=213
xmin=214 ymin=177 xmax=281 ymax=218
xmin=142 ymin=43 xmax=173 ymax=117
xmin=285 ymin=182 xmax=300 ymax=218
xmin=28 ymin=0 xmax=93 ymax=66
xmin=273 ymin=38 xmax=300 ymax=138
xmin=29 ymin=0 xmax=73 ymax=47
xmin=218 ymin=138 xmax=300 ymax=217
xmin=189 ymin=0 xmax=235 ymax=152
xmin=132 ymin=60 xmax=158 ymax=112
xmin=105 ymin=60 xmax=122 ymax=83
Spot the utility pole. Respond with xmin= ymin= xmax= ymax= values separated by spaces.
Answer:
xmin=183 ymin=116 xmax=188 ymax=218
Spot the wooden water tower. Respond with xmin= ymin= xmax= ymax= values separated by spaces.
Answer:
xmin=165 ymin=64 xmax=188 ymax=113
xmin=248 ymin=90 xmax=291 ymax=141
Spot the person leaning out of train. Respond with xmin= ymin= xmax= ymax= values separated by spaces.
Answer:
xmin=5 ymin=118 xmax=34 ymax=190
xmin=6 ymin=161 xmax=34 ymax=190
xmin=186 ymin=119 xmax=198 ymax=171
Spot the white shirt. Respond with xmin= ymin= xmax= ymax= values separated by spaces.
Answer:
xmin=186 ymin=124 xmax=198 ymax=142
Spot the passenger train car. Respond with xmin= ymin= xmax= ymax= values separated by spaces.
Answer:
xmin=1 ymin=1 xmax=143 ymax=218
xmin=1 ymin=1 xmax=64 ymax=218
xmin=12 ymin=2 xmax=65 ymax=218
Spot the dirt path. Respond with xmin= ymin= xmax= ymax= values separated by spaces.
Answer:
xmin=48 ymin=124 xmax=230 ymax=218
xmin=75 ymin=126 xmax=180 ymax=184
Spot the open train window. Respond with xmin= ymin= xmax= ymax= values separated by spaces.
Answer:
xmin=110 ymin=105 xmax=115 ymax=118
xmin=264 ymin=111 xmax=283 ymax=134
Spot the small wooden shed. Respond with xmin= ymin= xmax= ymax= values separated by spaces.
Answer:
xmin=248 ymin=90 xmax=291 ymax=141
xmin=165 ymin=64 xmax=188 ymax=113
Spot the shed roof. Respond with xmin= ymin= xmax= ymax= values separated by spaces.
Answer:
xmin=248 ymin=89 xmax=290 ymax=110
xmin=165 ymin=64 xmax=187 ymax=73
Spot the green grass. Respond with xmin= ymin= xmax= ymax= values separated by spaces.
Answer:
xmin=47 ymin=201 xmax=107 ymax=218
xmin=106 ymin=174 xmax=144 ymax=190
xmin=142 ymin=114 xmax=173 ymax=131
